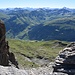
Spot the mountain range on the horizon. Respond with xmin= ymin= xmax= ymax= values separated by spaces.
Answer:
xmin=0 ymin=7 xmax=75 ymax=41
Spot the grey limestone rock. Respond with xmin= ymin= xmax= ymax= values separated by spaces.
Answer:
xmin=0 ymin=65 xmax=68 ymax=75
xmin=53 ymin=42 xmax=75 ymax=75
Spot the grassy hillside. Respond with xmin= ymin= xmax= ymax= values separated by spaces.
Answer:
xmin=27 ymin=17 xmax=75 ymax=41
xmin=8 ymin=39 xmax=68 ymax=69
xmin=0 ymin=8 xmax=75 ymax=41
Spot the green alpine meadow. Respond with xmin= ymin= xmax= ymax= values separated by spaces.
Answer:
xmin=8 ymin=39 xmax=68 ymax=68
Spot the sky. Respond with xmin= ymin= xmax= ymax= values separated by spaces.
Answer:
xmin=0 ymin=0 xmax=75 ymax=8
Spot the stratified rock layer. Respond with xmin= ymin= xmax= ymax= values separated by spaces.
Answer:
xmin=53 ymin=42 xmax=75 ymax=74
xmin=0 ymin=20 xmax=18 ymax=68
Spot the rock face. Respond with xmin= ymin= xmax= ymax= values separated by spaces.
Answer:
xmin=0 ymin=64 xmax=68 ymax=75
xmin=0 ymin=20 xmax=18 ymax=68
xmin=53 ymin=42 xmax=75 ymax=74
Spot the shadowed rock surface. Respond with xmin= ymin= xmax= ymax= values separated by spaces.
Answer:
xmin=53 ymin=42 xmax=75 ymax=75
xmin=0 ymin=20 xmax=18 ymax=68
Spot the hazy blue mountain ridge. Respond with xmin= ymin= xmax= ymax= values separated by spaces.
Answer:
xmin=0 ymin=8 xmax=75 ymax=41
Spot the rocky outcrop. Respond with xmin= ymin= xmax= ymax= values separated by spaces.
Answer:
xmin=0 ymin=64 xmax=68 ymax=75
xmin=0 ymin=20 xmax=18 ymax=68
xmin=53 ymin=42 xmax=75 ymax=74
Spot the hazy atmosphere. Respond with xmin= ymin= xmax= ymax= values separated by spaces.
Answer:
xmin=0 ymin=0 xmax=75 ymax=8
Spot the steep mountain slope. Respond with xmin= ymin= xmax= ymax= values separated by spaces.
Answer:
xmin=0 ymin=8 xmax=75 ymax=41
xmin=27 ymin=17 xmax=75 ymax=41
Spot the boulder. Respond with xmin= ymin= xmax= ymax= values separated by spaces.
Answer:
xmin=53 ymin=42 xmax=75 ymax=74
